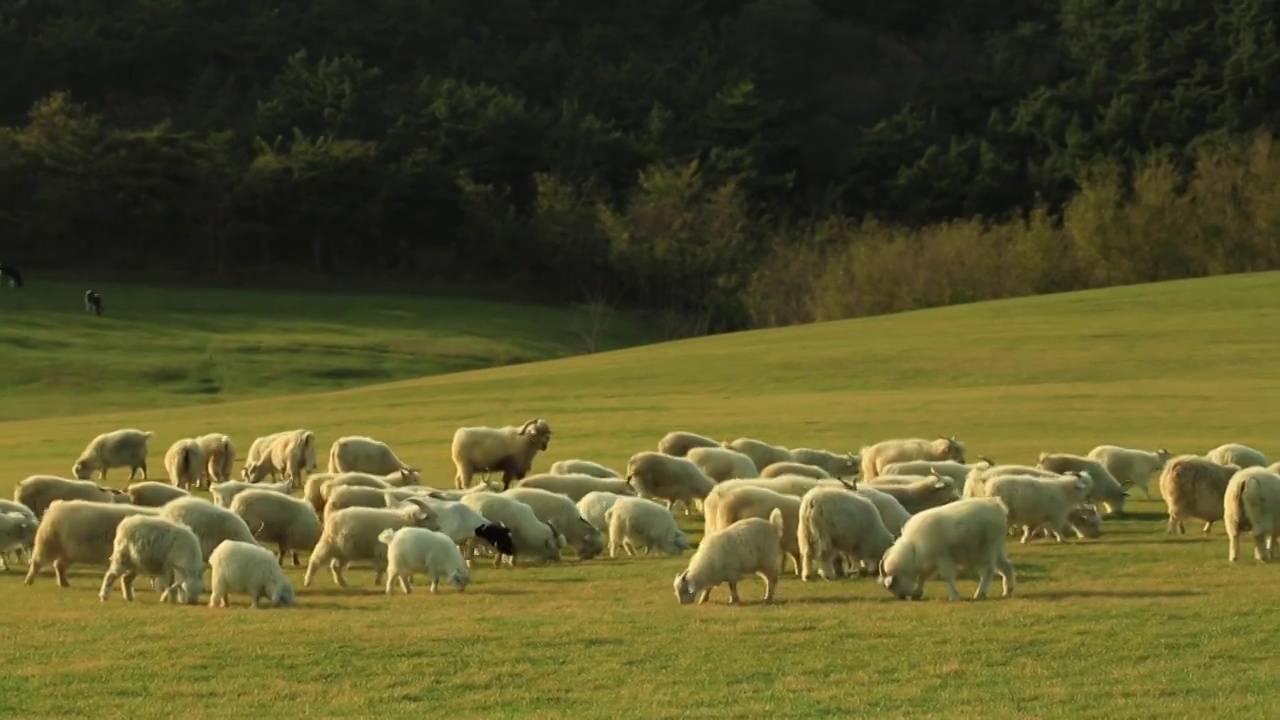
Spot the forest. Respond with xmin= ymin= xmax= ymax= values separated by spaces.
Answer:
xmin=2 ymin=0 xmax=1280 ymax=335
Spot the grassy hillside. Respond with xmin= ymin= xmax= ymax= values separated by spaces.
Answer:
xmin=0 ymin=280 xmax=656 ymax=421
xmin=2 ymin=272 xmax=1280 ymax=718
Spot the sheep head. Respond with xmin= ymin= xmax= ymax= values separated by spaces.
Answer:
xmin=673 ymin=570 xmax=699 ymax=604
xmin=72 ymin=460 xmax=94 ymax=480
xmin=518 ymin=419 xmax=553 ymax=451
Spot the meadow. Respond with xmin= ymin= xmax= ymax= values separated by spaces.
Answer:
xmin=2 ymin=272 xmax=1280 ymax=718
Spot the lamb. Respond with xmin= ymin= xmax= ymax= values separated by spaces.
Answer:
xmin=788 ymin=448 xmax=860 ymax=478
xmin=24 ymin=500 xmax=159 ymax=587
xmin=854 ymin=487 xmax=913 ymax=536
xmin=724 ymin=437 xmax=793 ymax=472
xmin=624 ymin=451 xmax=717 ymax=515
xmin=241 ymin=431 xmax=288 ymax=482
xmin=458 ymin=492 xmax=564 ymax=567
xmin=863 ymin=477 xmax=959 ymax=514
xmin=98 ymin=515 xmax=205 ymax=604
xmin=657 ymin=430 xmax=721 ymax=457
xmin=14 ymin=475 xmax=131 ymax=518
xmin=158 ymin=497 xmax=259 ymax=561
xmin=878 ymin=497 xmax=1015 ymax=601
xmin=208 ymin=478 xmax=292 ymax=508
xmin=302 ymin=501 xmax=441 ymax=587
xmin=702 ymin=484 xmax=802 ymax=576
xmin=673 ymin=508 xmax=787 ymax=605
xmin=1159 ymin=454 xmax=1240 ymax=535
xmin=547 ymin=459 xmax=621 ymax=478
xmin=388 ymin=492 xmax=516 ymax=557
xmin=377 ymin=527 xmax=472 ymax=594
xmin=451 ymin=418 xmax=553 ymax=489
xmin=194 ymin=433 xmax=236 ymax=485
xmin=71 ymin=428 xmax=153 ymax=481
xmin=513 ymin=473 xmax=638 ymax=502
xmin=760 ymin=462 xmax=830 ymax=480
xmin=981 ymin=472 xmax=1094 ymax=543
xmin=126 ymin=481 xmax=190 ymax=507
xmin=207 ymin=540 xmax=297 ymax=608
xmin=504 ymin=487 xmax=604 ymax=560
xmin=687 ymin=446 xmax=760 ymax=482
xmin=1206 ymin=443 xmax=1269 ymax=469
xmin=0 ymin=512 xmax=37 ymax=571
xmin=1224 ymin=467 xmax=1280 ymax=562
xmin=880 ymin=459 xmax=995 ymax=487
xmin=1086 ymin=445 xmax=1172 ymax=499
xmin=1036 ymin=453 xmax=1130 ymax=515
xmin=797 ymin=488 xmax=896 ymax=581
xmin=327 ymin=435 xmax=417 ymax=476
xmin=227 ymin=489 xmax=323 ymax=567
xmin=164 ymin=438 xmax=208 ymax=491
xmin=602 ymin=497 xmax=692 ymax=557
xmin=860 ymin=436 xmax=967 ymax=480
xmin=576 ymin=491 xmax=631 ymax=532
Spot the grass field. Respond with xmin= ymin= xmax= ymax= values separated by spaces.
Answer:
xmin=3 ymin=272 xmax=1280 ymax=718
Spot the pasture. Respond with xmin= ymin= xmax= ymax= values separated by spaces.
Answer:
xmin=3 ymin=271 xmax=1280 ymax=718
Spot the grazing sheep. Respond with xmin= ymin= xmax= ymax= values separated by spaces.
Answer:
xmin=309 ymin=470 xmax=419 ymax=516
xmin=687 ymin=446 xmax=760 ymax=482
xmin=798 ymin=488 xmax=895 ymax=581
xmin=0 ymin=512 xmax=37 ymax=571
xmin=458 ymin=492 xmax=564 ymax=567
xmin=1206 ymin=443 xmax=1269 ymax=470
xmin=854 ymin=487 xmax=913 ymax=536
xmin=1086 ymin=445 xmax=1171 ymax=499
xmin=241 ymin=431 xmax=288 ymax=482
xmin=24 ymin=500 xmax=159 ymax=587
xmin=71 ymin=428 xmax=152 ymax=481
xmin=327 ymin=436 xmax=417 ymax=476
xmin=878 ymin=497 xmax=1015 ymax=601
xmin=602 ymin=497 xmax=691 ymax=557
xmin=1159 ymin=454 xmax=1241 ymax=535
xmin=657 ymin=431 xmax=721 ymax=457
xmin=625 ymin=452 xmax=717 ymax=515
xmin=164 ymin=438 xmax=208 ymax=491
xmin=504 ymin=487 xmax=604 ymax=560
xmin=718 ymin=475 xmax=853 ymax=499
xmin=576 ymin=491 xmax=631 ymax=532
xmin=390 ymin=493 xmax=516 ymax=557
xmin=0 ymin=500 xmax=38 ymax=566
xmin=724 ymin=437 xmax=793 ymax=473
xmin=702 ymin=484 xmax=802 ymax=576
xmin=860 ymin=436 xmax=967 ymax=480
xmin=266 ymin=429 xmax=319 ymax=486
xmin=194 ymin=433 xmax=237 ymax=485
xmin=377 ymin=527 xmax=472 ymax=594
xmin=158 ymin=497 xmax=259 ymax=561
xmin=760 ymin=461 xmax=830 ymax=480
xmin=1036 ymin=453 xmax=1129 ymax=515
xmin=15 ymin=475 xmax=131 ymax=519
xmin=227 ymin=489 xmax=323 ymax=567
xmin=208 ymin=479 xmax=292 ymax=508
xmin=302 ymin=502 xmax=441 ymax=587
xmin=962 ymin=464 xmax=1059 ymax=498
xmin=451 ymin=418 xmax=553 ymax=490
xmin=788 ymin=448 xmax=860 ymax=478
xmin=325 ymin=484 xmax=396 ymax=518
xmin=84 ymin=289 xmax=103 ymax=315
xmin=98 ymin=515 xmax=205 ymax=604
xmin=207 ymin=540 xmax=297 ymax=608
xmin=513 ymin=473 xmax=637 ymax=502
xmin=673 ymin=509 xmax=787 ymax=605
xmin=981 ymin=473 xmax=1094 ymax=543
xmin=125 ymin=481 xmax=190 ymax=508
xmin=1224 ymin=467 xmax=1280 ymax=562
xmin=880 ymin=459 xmax=994 ymax=487
xmin=864 ymin=477 xmax=959 ymax=514
xmin=547 ymin=459 xmax=621 ymax=478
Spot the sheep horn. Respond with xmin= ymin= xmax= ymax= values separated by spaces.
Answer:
xmin=518 ymin=419 xmax=538 ymax=434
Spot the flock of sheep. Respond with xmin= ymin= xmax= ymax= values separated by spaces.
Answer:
xmin=3 ymin=421 xmax=1279 ymax=608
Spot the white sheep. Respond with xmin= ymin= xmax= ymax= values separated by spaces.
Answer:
xmin=302 ymin=501 xmax=441 ymax=587
xmin=158 ymin=496 xmax=259 ymax=561
xmin=459 ymin=492 xmax=564 ymax=567
xmin=1224 ymin=467 xmax=1280 ymax=562
xmin=981 ymin=472 xmax=1093 ymax=543
xmin=1086 ymin=445 xmax=1171 ymax=499
xmin=194 ymin=433 xmax=236 ymax=485
xmin=1159 ymin=454 xmax=1241 ymax=534
xmin=0 ymin=512 xmax=37 ymax=571
xmin=451 ymin=418 xmax=553 ymax=489
xmin=309 ymin=470 xmax=419 ymax=516
xmin=576 ymin=491 xmax=630 ymax=532
xmin=880 ymin=459 xmax=994 ymax=487
xmin=164 ymin=437 xmax=208 ymax=491
xmin=98 ymin=515 xmax=205 ymax=604
xmin=962 ymin=464 xmax=1060 ymax=498
xmin=673 ymin=509 xmax=787 ymax=605
xmin=788 ymin=448 xmax=860 ymax=477
xmin=760 ymin=461 xmax=830 ymax=480
xmin=625 ymin=451 xmax=719 ymax=515
xmin=207 ymin=540 xmax=297 ymax=608
xmin=864 ymin=476 xmax=959 ymax=514
xmin=503 ymin=487 xmax=604 ymax=560
xmin=878 ymin=497 xmax=1015 ymax=601
xmin=702 ymin=483 xmax=802 ymax=575
xmin=227 ymin=489 xmax=323 ymax=567
xmin=266 ymin=429 xmax=319 ymax=485
xmin=14 ymin=475 xmax=130 ymax=518
xmin=126 ymin=481 xmax=190 ymax=507
xmin=657 ymin=430 xmax=721 ymax=457
xmin=241 ymin=431 xmax=288 ymax=482
xmin=797 ymin=487 xmax=895 ymax=580
xmin=687 ymin=446 xmax=760 ymax=482
xmin=724 ymin=437 xmax=793 ymax=472
xmin=325 ymin=484 xmax=397 ymax=518
xmin=377 ymin=526 xmax=472 ymax=594
xmin=854 ymin=487 xmax=913 ymax=536
xmin=547 ymin=459 xmax=621 ymax=478
xmin=0 ymin=499 xmax=38 ymax=567
xmin=327 ymin=435 xmax=417 ymax=476
xmin=23 ymin=500 xmax=159 ymax=587
xmin=860 ymin=436 xmax=967 ymax=480
xmin=513 ymin=472 xmax=637 ymax=502
xmin=208 ymin=478 xmax=292 ymax=508
xmin=717 ymin=475 xmax=853 ymax=499
xmin=602 ymin=497 xmax=691 ymax=557
xmin=1206 ymin=443 xmax=1269 ymax=469
xmin=387 ymin=492 xmax=517 ymax=558
xmin=1036 ymin=453 xmax=1129 ymax=515
xmin=72 ymin=428 xmax=153 ymax=481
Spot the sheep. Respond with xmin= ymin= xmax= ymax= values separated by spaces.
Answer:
xmin=878 ymin=497 xmax=1015 ymax=601
xmin=868 ymin=471 xmax=962 ymax=494
xmin=325 ymin=485 xmax=397 ymax=519
xmin=576 ymin=491 xmax=631 ymax=532
xmin=126 ymin=481 xmax=190 ymax=508
xmin=451 ymin=418 xmax=553 ymax=490
xmin=797 ymin=487 xmax=896 ymax=581
xmin=702 ymin=484 xmax=802 ymax=576
xmin=98 ymin=515 xmax=205 ymax=604
xmin=84 ymin=289 xmax=103 ymax=315
xmin=266 ymin=429 xmax=320 ymax=486
xmin=377 ymin=527 xmax=472 ymax=594
xmin=685 ymin=446 xmax=759 ymax=482
xmin=625 ymin=451 xmax=717 ymax=515
xmin=788 ymin=448 xmax=861 ymax=478
xmin=673 ymin=508 xmax=787 ymax=605
xmin=307 ymin=470 xmax=419 ymax=516
xmin=389 ymin=492 xmax=516 ymax=557
xmin=602 ymin=496 xmax=691 ymax=557
xmin=880 ymin=459 xmax=995 ymax=487
xmin=327 ymin=435 xmax=417 ymax=476
xmin=208 ymin=478 xmax=292 ymax=508
xmin=71 ymin=429 xmax=153 ymax=481
xmin=227 ymin=489 xmax=323 ymax=567
xmin=962 ymin=464 xmax=1059 ymax=498
xmin=724 ymin=437 xmax=793 ymax=473
xmin=0 ymin=512 xmax=37 ymax=571
xmin=863 ymin=477 xmax=959 ymax=514
xmin=1224 ymin=467 xmax=1280 ymax=562
xmin=164 ymin=438 xmax=208 ymax=491
xmin=1036 ymin=453 xmax=1130 ymax=515
xmin=158 ymin=497 xmax=259 ymax=561
xmin=1086 ymin=445 xmax=1172 ymax=499
xmin=513 ymin=473 xmax=638 ymax=502
xmin=547 ymin=459 xmax=621 ymax=478
xmin=192 ymin=433 xmax=236 ymax=486
xmin=503 ymin=487 xmax=604 ymax=560
xmin=14 ymin=475 xmax=130 ymax=519
xmin=0 ymin=500 xmax=38 ymax=565
xmin=24 ymin=500 xmax=159 ymax=587
xmin=859 ymin=436 xmax=967 ymax=480
xmin=981 ymin=472 xmax=1094 ymax=543
xmin=241 ymin=431 xmax=288 ymax=482
xmin=718 ymin=475 xmax=854 ymax=499
xmin=458 ymin=492 xmax=564 ymax=567
xmin=657 ymin=430 xmax=721 ymax=457
xmin=854 ymin=487 xmax=913 ymax=536
xmin=1159 ymin=454 xmax=1241 ymax=535
xmin=1206 ymin=443 xmax=1269 ymax=470
xmin=760 ymin=461 xmax=830 ymax=480
xmin=302 ymin=501 xmax=442 ymax=587
xmin=207 ymin=540 xmax=297 ymax=608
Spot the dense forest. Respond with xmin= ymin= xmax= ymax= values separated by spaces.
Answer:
xmin=3 ymin=0 xmax=1280 ymax=335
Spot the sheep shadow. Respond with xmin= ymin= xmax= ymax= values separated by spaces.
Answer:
xmin=1031 ymin=589 xmax=1204 ymax=601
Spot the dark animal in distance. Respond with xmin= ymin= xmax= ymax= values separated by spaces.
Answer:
xmin=84 ymin=290 xmax=103 ymax=316
xmin=475 ymin=523 xmax=516 ymax=556
xmin=0 ymin=263 xmax=22 ymax=289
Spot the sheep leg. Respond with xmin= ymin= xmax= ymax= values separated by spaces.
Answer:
xmin=622 ymin=539 xmax=636 ymax=557
xmin=331 ymin=560 xmax=350 ymax=587
xmin=996 ymin=553 xmax=1015 ymax=597
xmin=789 ymin=552 xmax=802 ymax=577
xmin=384 ymin=573 xmax=396 ymax=595
xmin=52 ymin=558 xmax=71 ymax=587
xmin=726 ymin=582 xmax=741 ymax=605
xmin=402 ymin=575 xmax=414 ymax=594
xmin=160 ymin=579 xmax=183 ymax=604
xmin=761 ymin=572 xmax=778 ymax=603
xmin=936 ymin=561 xmax=961 ymax=601
xmin=97 ymin=568 xmax=120 ymax=601
xmin=429 ymin=575 xmax=441 ymax=593
xmin=122 ymin=572 xmax=138 ymax=601
xmin=1018 ymin=525 xmax=1033 ymax=544
xmin=696 ymin=587 xmax=713 ymax=605
xmin=974 ymin=563 xmax=995 ymax=600
xmin=1203 ymin=521 xmax=1214 ymax=535
xmin=1254 ymin=534 xmax=1269 ymax=563
xmin=0 ymin=553 xmax=8 ymax=571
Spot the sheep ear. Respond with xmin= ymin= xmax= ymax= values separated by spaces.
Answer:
xmin=933 ymin=480 xmax=947 ymax=489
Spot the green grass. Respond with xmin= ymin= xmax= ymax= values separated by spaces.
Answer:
xmin=0 ymin=280 xmax=657 ymax=421
xmin=3 ymin=272 xmax=1280 ymax=718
